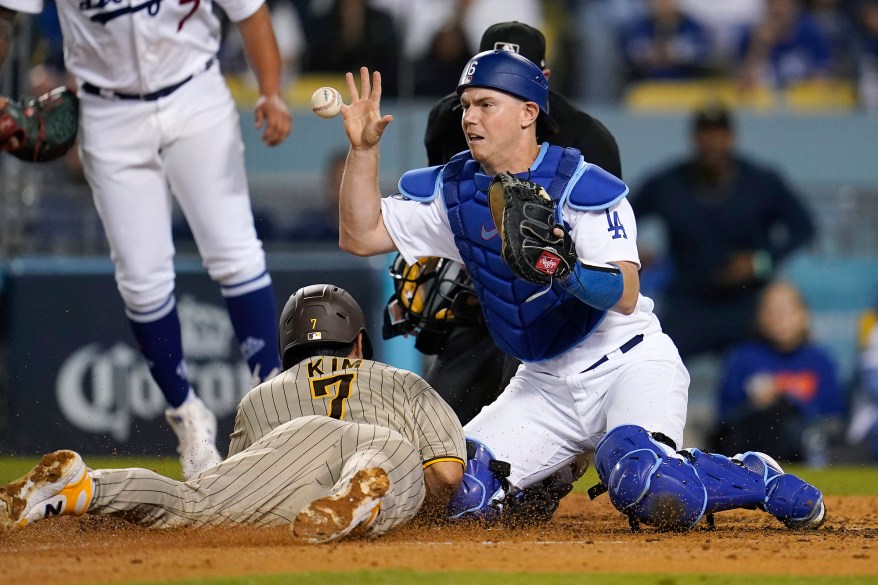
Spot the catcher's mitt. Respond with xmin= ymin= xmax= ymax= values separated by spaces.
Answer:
xmin=0 ymin=86 xmax=79 ymax=163
xmin=488 ymin=172 xmax=576 ymax=285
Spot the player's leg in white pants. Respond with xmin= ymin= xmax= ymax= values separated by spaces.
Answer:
xmin=464 ymin=369 xmax=588 ymax=492
xmin=161 ymin=70 xmax=280 ymax=383
xmin=602 ymin=332 xmax=690 ymax=449
xmin=78 ymin=94 xmax=194 ymax=410
xmin=88 ymin=416 xmax=425 ymax=532
xmin=464 ymin=332 xmax=689 ymax=491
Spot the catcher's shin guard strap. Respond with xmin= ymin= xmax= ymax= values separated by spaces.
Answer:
xmin=561 ymin=261 xmax=624 ymax=311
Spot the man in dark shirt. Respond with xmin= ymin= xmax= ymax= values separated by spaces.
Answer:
xmin=385 ymin=21 xmax=624 ymax=425
xmin=631 ymin=102 xmax=815 ymax=359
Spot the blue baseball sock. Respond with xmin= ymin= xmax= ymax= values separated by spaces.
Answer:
xmin=128 ymin=307 xmax=190 ymax=408
xmin=223 ymin=283 xmax=281 ymax=382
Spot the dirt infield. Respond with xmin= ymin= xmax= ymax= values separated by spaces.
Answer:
xmin=1 ymin=494 xmax=876 ymax=584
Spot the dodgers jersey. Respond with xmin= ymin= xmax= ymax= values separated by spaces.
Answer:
xmin=2 ymin=0 xmax=262 ymax=93
xmin=229 ymin=356 xmax=466 ymax=468
xmin=381 ymin=159 xmax=664 ymax=377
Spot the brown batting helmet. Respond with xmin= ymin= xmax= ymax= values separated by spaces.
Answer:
xmin=279 ymin=284 xmax=374 ymax=369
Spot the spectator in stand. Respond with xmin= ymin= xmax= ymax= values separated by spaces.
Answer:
xmin=570 ymin=0 xmax=646 ymax=103
xmin=372 ymin=0 xmax=542 ymax=73
xmin=711 ymin=281 xmax=845 ymax=465
xmin=738 ymin=0 xmax=833 ymax=90
xmin=846 ymin=300 xmax=878 ymax=461
xmin=630 ymin=102 xmax=815 ymax=360
xmin=287 ymin=149 xmax=345 ymax=242
xmin=620 ymin=0 xmax=713 ymax=82
xmin=413 ymin=12 xmax=473 ymax=97
xmin=300 ymin=0 xmax=400 ymax=95
xmin=809 ymin=0 xmax=858 ymax=79
xmin=676 ymin=0 xmax=765 ymax=71
xmin=853 ymin=0 xmax=878 ymax=110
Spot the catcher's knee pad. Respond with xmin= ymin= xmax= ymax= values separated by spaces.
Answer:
xmin=595 ymin=425 xmax=708 ymax=529
xmin=447 ymin=439 xmax=508 ymax=521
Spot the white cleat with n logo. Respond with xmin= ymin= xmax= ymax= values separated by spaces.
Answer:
xmin=0 ymin=450 xmax=94 ymax=534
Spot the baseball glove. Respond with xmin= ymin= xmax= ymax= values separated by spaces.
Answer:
xmin=488 ymin=172 xmax=576 ymax=285
xmin=0 ymin=86 xmax=79 ymax=163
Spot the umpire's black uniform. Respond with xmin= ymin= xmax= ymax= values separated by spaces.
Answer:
xmin=421 ymin=87 xmax=624 ymax=425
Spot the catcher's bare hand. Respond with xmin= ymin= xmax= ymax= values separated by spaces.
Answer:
xmin=341 ymin=67 xmax=393 ymax=150
xmin=254 ymin=93 xmax=291 ymax=147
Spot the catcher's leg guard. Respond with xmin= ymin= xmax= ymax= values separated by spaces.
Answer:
xmin=595 ymin=425 xmax=709 ymax=529
xmin=447 ymin=439 xmax=509 ymax=521
xmin=595 ymin=426 xmax=826 ymax=530
xmin=734 ymin=451 xmax=825 ymax=529
xmin=595 ymin=425 xmax=772 ymax=530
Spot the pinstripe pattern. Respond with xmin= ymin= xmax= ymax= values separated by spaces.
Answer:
xmin=89 ymin=358 xmax=464 ymax=534
xmin=228 ymin=358 xmax=465 ymax=464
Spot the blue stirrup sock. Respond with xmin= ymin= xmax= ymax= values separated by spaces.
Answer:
xmin=128 ymin=306 xmax=190 ymax=408
xmin=223 ymin=283 xmax=281 ymax=382
xmin=560 ymin=261 xmax=624 ymax=310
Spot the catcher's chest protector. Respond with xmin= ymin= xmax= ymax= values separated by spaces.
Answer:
xmin=441 ymin=145 xmax=605 ymax=362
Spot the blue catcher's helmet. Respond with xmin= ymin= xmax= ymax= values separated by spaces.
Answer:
xmin=456 ymin=49 xmax=559 ymax=135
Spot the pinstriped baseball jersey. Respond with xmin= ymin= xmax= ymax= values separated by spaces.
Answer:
xmin=229 ymin=356 xmax=466 ymax=468
xmin=91 ymin=415 xmax=427 ymax=533
xmin=86 ymin=359 xmax=465 ymax=534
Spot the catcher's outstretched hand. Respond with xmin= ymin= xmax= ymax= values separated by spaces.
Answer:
xmin=341 ymin=67 xmax=393 ymax=150
xmin=488 ymin=172 xmax=577 ymax=285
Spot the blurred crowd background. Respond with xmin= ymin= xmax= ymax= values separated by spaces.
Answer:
xmin=1 ymin=0 xmax=878 ymax=465
xmin=13 ymin=0 xmax=878 ymax=106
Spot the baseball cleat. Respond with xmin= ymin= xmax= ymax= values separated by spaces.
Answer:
xmin=735 ymin=451 xmax=826 ymax=529
xmin=291 ymin=467 xmax=390 ymax=544
xmin=0 ymin=450 xmax=94 ymax=535
xmin=166 ymin=395 xmax=223 ymax=480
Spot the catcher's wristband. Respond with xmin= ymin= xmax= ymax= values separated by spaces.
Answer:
xmin=560 ymin=261 xmax=624 ymax=311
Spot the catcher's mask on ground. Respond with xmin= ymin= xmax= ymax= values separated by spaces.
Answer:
xmin=382 ymin=255 xmax=481 ymax=353
xmin=456 ymin=49 xmax=559 ymax=136
xmin=280 ymin=284 xmax=374 ymax=369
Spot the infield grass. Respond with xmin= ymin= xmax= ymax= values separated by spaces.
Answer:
xmin=2 ymin=456 xmax=877 ymax=495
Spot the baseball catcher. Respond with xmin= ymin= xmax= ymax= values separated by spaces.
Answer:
xmin=0 ymin=86 xmax=79 ymax=162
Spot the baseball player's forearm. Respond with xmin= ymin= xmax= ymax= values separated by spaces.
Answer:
xmin=338 ymin=146 xmax=397 ymax=256
xmin=611 ymin=261 xmax=640 ymax=314
xmin=237 ymin=4 xmax=282 ymax=97
xmin=420 ymin=460 xmax=463 ymax=518
xmin=0 ymin=7 xmax=15 ymax=70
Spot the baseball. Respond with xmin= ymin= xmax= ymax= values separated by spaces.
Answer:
xmin=311 ymin=87 xmax=343 ymax=119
